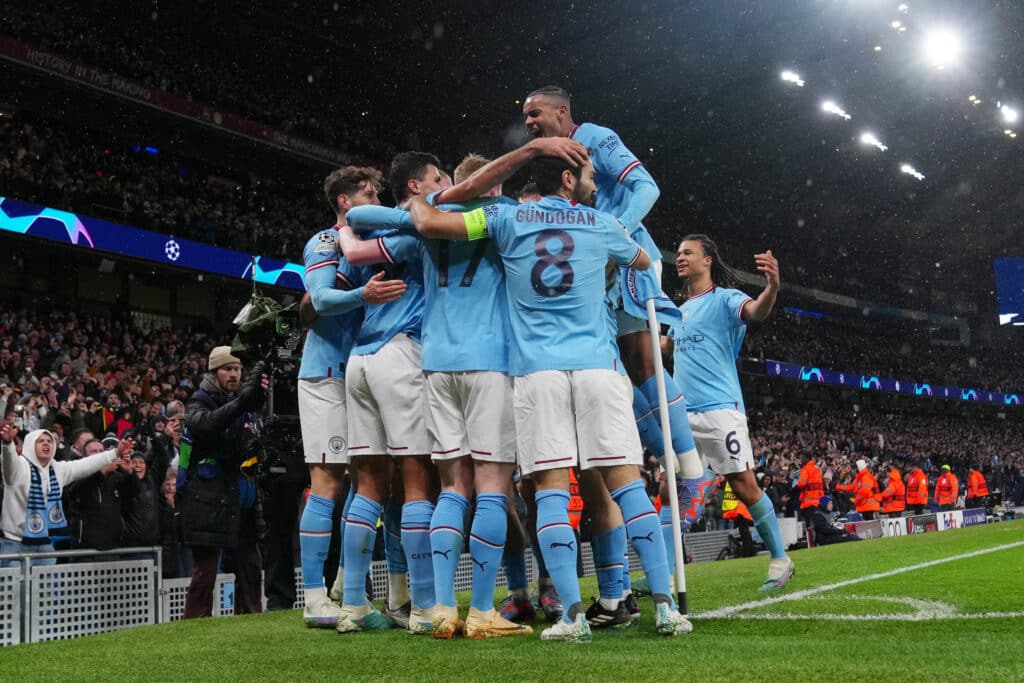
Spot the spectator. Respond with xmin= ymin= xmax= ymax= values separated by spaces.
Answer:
xmin=64 ymin=437 xmax=138 ymax=551
xmin=808 ymin=497 xmax=862 ymax=546
xmin=120 ymin=452 xmax=162 ymax=555
xmin=1 ymin=424 xmax=132 ymax=566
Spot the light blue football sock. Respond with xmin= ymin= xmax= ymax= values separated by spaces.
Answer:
xmin=299 ymin=493 xmax=334 ymax=591
xmin=613 ymin=480 xmax=672 ymax=601
xmin=383 ymin=495 xmax=408 ymax=574
xmin=591 ymin=526 xmax=626 ymax=600
xmin=660 ymin=505 xmax=677 ymax=575
xmin=430 ymin=491 xmax=467 ymax=608
xmin=632 ymin=386 xmax=665 ymax=458
xmin=640 ymin=372 xmax=702 ymax=478
xmin=469 ymin=493 xmax=508 ymax=612
xmin=749 ymin=493 xmax=786 ymax=559
xmin=338 ymin=484 xmax=356 ymax=570
xmin=402 ymin=501 xmax=436 ymax=610
xmin=342 ymin=494 xmax=381 ymax=607
xmin=536 ymin=489 xmax=582 ymax=624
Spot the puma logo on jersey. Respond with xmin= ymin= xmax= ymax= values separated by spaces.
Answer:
xmin=432 ymin=549 xmax=452 ymax=560
xmin=549 ymin=541 xmax=576 ymax=552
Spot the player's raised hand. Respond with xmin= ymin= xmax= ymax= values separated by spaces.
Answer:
xmin=530 ymin=137 xmax=589 ymax=167
xmin=754 ymin=250 xmax=780 ymax=290
xmin=361 ymin=271 xmax=407 ymax=305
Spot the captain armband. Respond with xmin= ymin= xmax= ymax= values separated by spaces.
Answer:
xmin=462 ymin=208 xmax=489 ymax=241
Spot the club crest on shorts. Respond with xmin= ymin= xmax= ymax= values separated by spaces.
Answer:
xmin=328 ymin=436 xmax=347 ymax=455
xmin=28 ymin=513 xmax=45 ymax=534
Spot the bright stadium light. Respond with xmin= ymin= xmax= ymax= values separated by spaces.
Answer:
xmin=821 ymin=100 xmax=851 ymax=120
xmin=900 ymin=163 xmax=926 ymax=180
xmin=898 ymin=3 xmax=909 ymax=12
xmin=1001 ymin=104 xmax=1019 ymax=124
xmin=860 ymin=132 xmax=888 ymax=151
xmin=922 ymin=29 xmax=962 ymax=69
xmin=780 ymin=70 xmax=805 ymax=87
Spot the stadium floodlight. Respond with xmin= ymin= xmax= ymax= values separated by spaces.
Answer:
xmin=900 ymin=163 xmax=926 ymax=180
xmin=922 ymin=29 xmax=962 ymax=69
xmin=780 ymin=70 xmax=805 ymax=87
xmin=821 ymin=100 xmax=852 ymax=120
xmin=860 ymin=132 xmax=888 ymax=151
xmin=1001 ymin=104 xmax=1019 ymax=124
xmin=898 ymin=3 xmax=909 ymax=11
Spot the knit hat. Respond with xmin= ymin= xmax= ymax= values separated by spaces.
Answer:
xmin=941 ymin=464 xmax=951 ymax=471
xmin=208 ymin=346 xmax=241 ymax=371
xmin=856 ymin=459 xmax=867 ymax=472
xmin=819 ymin=495 xmax=832 ymax=509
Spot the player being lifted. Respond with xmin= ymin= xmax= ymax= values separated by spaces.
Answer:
xmin=665 ymin=235 xmax=794 ymax=590
xmin=297 ymin=167 xmax=407 ymax=628
xmin=522 ymin=86 xmax=709 ymax=618
xmin=408 ymin=155 xmax=693 ymax=642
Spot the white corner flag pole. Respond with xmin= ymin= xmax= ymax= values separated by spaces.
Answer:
xmin=645 ymin=298 xmax=688 ymax=614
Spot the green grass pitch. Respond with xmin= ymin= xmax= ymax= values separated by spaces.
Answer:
xmin=2 ymin=519 xmax=1022 ymax=682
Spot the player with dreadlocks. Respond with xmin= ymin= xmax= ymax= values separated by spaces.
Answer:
xmin=664 ymin=234 xmax=794 ymax=591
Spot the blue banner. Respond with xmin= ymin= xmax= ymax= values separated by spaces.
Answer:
xmin=0 ymin=196 xmax=305 ymax=290
xmin=766 ymin=360 xmax=1021 ymax=408
xmin=961 ymin=508 xmax=987 ymax=527
xmin=995 ymin=257 xmax=1024 ymax=327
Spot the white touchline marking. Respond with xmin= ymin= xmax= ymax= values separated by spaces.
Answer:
xmin=695 ymin=540 xmax=1024 ymax=619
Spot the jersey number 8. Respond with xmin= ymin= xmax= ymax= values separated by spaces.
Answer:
xmin=531 ymin=229 xmax=575 ymax=297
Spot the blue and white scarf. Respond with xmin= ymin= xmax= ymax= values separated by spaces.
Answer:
xmin=22 ymin=459 xmax=68 ymax=546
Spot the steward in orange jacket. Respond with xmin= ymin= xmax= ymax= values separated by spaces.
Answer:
xmin=934 ymin=466 xmax=958 ymax=511
xmin=906 ymin=467 xmax=929 ymax=514
xmin=797 ymin=457 xmax=824 ymax=526
xmin=837 ymin=460 xmax=881 ymax=520
xmin=880 ymin=467 xmax=906 ymax=517
xmin=965 ymin=468 xmax=990 ymax=509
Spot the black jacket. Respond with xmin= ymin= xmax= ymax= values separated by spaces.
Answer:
xmin=122 ymin=470 xmax=162 ymax=547
xmin=177 ymin=374 xmax=260 ymax=548
xmin=65 ymin=469 xmax=140 ymax=551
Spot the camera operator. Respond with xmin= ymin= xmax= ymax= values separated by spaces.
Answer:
xmin=179 ymin=346 xmax=269 ymax=619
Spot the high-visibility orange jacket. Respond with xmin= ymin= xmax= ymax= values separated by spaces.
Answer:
xmin=722 ymin=483 xmax=752 ymax=521
xmin=837 ymin=469 xmax=881 ymax=513
xmin=934 ymin=472 xmax=958 ymax=506
xmin=797 ymin=459 xmax=824 ymax=510
xmin=967 ymin=470 xmax=989 ymax=499
xmin=880 ymin=468 xmax=906 ymax=514
xmin=568 ymin=468 xmax=583 ymax=530
xmin=906 ymin=468 xmax=929 ymax=506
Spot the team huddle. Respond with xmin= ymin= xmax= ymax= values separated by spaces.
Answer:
xmin=295 ymin=87 xmax=793 ymax=643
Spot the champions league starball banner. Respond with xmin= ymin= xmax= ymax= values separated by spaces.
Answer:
xmin=0 ymin=197 xmax=305 ymax=291
xmin=766 ymin=360 xmax=1022 ymax=409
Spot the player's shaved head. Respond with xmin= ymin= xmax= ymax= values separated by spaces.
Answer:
xmin=526 ymin=85 xmax=571 ymax=107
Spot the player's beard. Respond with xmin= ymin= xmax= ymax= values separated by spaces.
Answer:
xmin=581 ymin=190 xmax=597 ymax=207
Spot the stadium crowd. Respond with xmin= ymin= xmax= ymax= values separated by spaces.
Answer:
xmin=1 ymin=3 xmax=402 ymax=163
xmin=1 ymin=298 xmax=1020 ymax=575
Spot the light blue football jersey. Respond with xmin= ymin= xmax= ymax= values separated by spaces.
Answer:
xmin=569 ymin=122 xmax=661 ymax=259
xmin=298 ymin=227 xmax=363 ymax=380
xmin=348 ymin=196 xmax=513 ymax=373
xmin=669 ymin=285 xmax=752 ymax=413
xmin=480 ymin=196 xmax=643 ymax=375
xmin=348 ymin=230 xmax=425 ymax=356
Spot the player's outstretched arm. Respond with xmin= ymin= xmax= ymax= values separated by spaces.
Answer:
xmin=337 ymin=225 xmax=390 ymax=266
xmin=741 ymin=250 xmax=780 ymax=322
xmin=346 ymin=205 xmax=413 ymax=235
xmin=617 ymin=166 xmax=661 ymax=231
xmin=408 ymin=196 xmax=478 ymax=240
xmin=435 ymin=137 xmax=589 ymax=205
